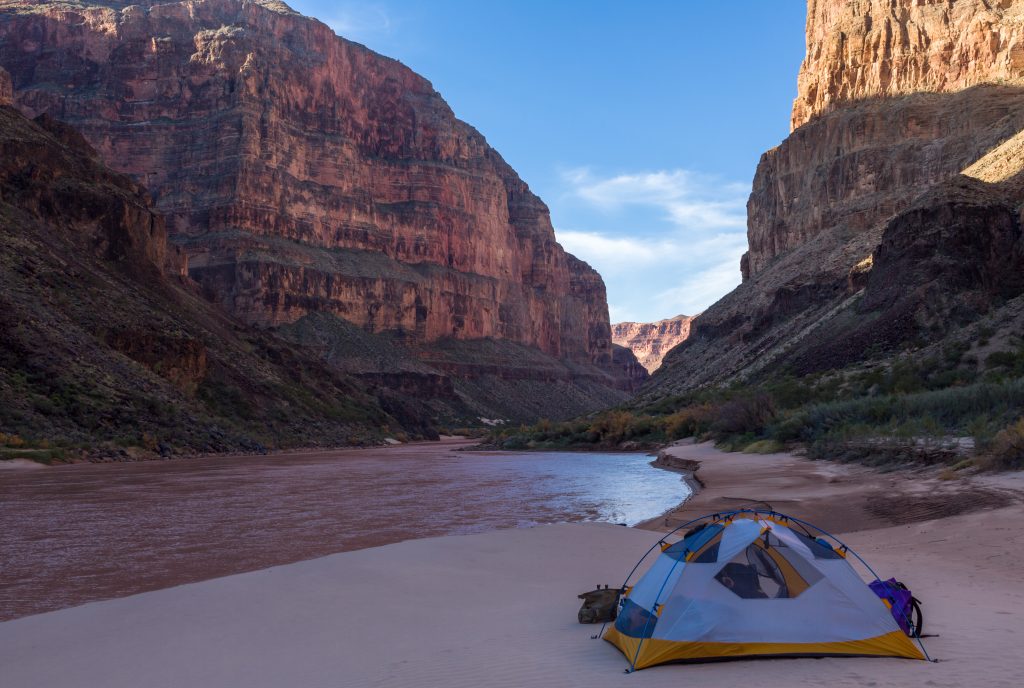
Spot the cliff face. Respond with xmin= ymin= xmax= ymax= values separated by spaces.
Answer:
xmin=0 ymin=97 xmax=425 ymax=452
xmin=611 ymin=315 xmax=694 ymax=373
xmin=745 ymin=0 xmax=1024 ymax=279
xmin=646 ymin=0 xmax=1024 ymax=398
xmin=793 ymin=0 xmax=1024 ymax=129
xmin=0 ymin=0 xmax=612 ymax=368
xmin=0 ymin=64 xmax=9 ymax=105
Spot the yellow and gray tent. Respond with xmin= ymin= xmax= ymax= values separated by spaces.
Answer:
xmin=604 ymin=510 xmax=926 ymax=671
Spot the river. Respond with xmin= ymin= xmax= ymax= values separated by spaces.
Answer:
xmin=0 ymin=440 xmax=690 ymax=620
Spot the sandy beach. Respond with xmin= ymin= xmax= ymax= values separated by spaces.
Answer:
xmin=644 ymin=440 xmax=1023 ymax=533
xmin=2 ymin=442 xmax=1022 ymax=687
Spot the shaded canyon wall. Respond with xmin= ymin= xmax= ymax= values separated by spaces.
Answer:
xmin=0 ymin=0 xmax=614 ymax=371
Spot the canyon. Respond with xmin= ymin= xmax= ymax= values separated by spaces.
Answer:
xmin=644 ymin=0 xmax=1024 ymax=399
xmin=0 ymin=75 xmax=409 ymax=453
xmin=0 ymin=0 xmax=640 ymax=450
xmin=611 ymin=315 xmax=694 ymax=373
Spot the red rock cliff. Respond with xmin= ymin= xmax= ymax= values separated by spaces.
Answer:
xmin=0 ymin=0 xmax=612 ymax=366
xmin=611 ymin=315 xmax=694 ymax=373
xmin=793 ymin=0 xmax=1024 ymax=130
xmin=645 ymin=0 xmax=1024 ymax=396
xmin=0 ymin=64 xmax=10 ymax=105
xmin=744 ymin=0 xmax=1024 ymax=280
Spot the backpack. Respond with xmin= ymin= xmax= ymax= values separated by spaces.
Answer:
xmin=577 ymin=585 xmax=621 ymax=624
xmin=869 ymin=578 xmax=923 ymax=637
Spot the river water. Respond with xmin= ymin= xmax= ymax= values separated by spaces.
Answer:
xmin=0 ymin=441 xmax=690 ymax=621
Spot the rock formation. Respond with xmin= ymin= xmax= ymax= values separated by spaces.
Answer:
xmin=612 ymin=315 xmax=694 ymax=373
xmin=645 ymin=0 xmax=1024 ymax=398
xmin=0 ymin=0 xmax=614 ymax=373
xmin=0 ymin=99 xmax=413 ymax=452
xmin=793 ymin=0 xmax=1024 ymax=129
xmin=0 ymin=64 xmax=10 ymax=105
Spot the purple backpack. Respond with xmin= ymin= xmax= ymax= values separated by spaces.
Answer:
xmin=870 ymin=578 xmax=923 ymax=637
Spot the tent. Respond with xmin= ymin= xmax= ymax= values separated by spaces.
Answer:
xmin=604 ymin=510 xmax=927 ymax=671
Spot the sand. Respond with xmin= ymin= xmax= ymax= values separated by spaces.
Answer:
xmin=643 ymin=440 xmax=1023 ymax=533
xmin=2 ymin=443 xmax=1022 ymax=687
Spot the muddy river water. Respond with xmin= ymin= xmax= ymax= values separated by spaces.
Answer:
xmin=0 ymin=440 xmax=689 ymax=620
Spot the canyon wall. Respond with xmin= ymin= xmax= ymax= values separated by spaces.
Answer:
xmin=0 ymin=64 xmax=9 ymax=105
xmin=611 ymin=315 xmax=693 ymax=373
xmin=646 ymin=0 xmax=1024 ymax=397
xmin=793 ymin=0 xmax=1024 ymax=129
xmin=0 ymin=96 xmax=418 ymax=452
xmin=0 ymin=0 xmax=613 ymax=369
xmin=746 ymin=0 xmax=1024 ymax=279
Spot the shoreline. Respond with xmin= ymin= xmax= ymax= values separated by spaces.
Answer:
xmin=638 ymin=440 xmax=1024 ymax=535
xmin=0 ymin=435 xmax=478 ymax=469
xmin=4 ymin=439 xmax=1024 ymax=686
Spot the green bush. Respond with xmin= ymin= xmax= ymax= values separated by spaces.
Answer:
xmin=983 ymin=417 xmax=1024 ymax=470
xmin=711 ymin=394 xmax=776 ymax=439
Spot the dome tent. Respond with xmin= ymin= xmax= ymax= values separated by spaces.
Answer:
xmin=603 ymin=510 xmax=927 ymax=671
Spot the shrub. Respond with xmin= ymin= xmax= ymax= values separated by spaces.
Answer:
xmin=663 ymin=404 xmax=715 ymax=439
xmin=711 ymin=394 xmax=776 ymax=439
xmin=742 ymin=439 xmax=784 ymax=454
xmin=985 ymin=417 xmax=1024 ymax=470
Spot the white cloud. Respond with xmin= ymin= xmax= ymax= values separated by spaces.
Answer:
xmin=556 ymin=231 xmax=662 ymax=269
xmin=555 ymin=167 xmax=750 ymax=322
xmin=308 ymin=4 xmax=394 ymax=42
xmin=563 ymin=168 xmax=747 ymax=230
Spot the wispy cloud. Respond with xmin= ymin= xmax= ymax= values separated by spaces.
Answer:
xmin=555 ymin=167 xmax=749 ymax=322
xmin=302 ymin=3 xmax=395 ymax=42
xmin=563 ymin=168 xmax=747 ymax=230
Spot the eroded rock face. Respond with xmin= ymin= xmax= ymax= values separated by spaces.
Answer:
xmin=611 ymin=344 xmax=650 ymax=389
xmin=0 ymin=0 xmax=612 ymax=367
xmin=793 ymin=0 xmax=1024 ymax=130
xmin=745 ymin=0 xmax=1024 ymax=280
xmin=643 ymin=0 xmax=1024 ymax=397
xmin=0 ymin=65 xmax=10 ymax=105
xmin=611 ymin=315 xmax=694 ymax=373
xmin=0 ymin=101 xmax=411 ymax=450
xmin=745 ymin=86 xmax=1024 ymax=279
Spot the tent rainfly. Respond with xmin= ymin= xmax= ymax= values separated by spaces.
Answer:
xmin=604 ymin=510 xmax=928 ymax=671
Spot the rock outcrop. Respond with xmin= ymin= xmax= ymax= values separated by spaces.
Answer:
xmin=0 ymin=0 xmax=614 ymax=373
xmin=0 ymin=101 xmax=418 ymax=452
xmin=611 ymin=344 xmax=650 ymax=388
xmin=0 ymin=65 xmax=10 ymax=105
xmin=612 ymin=315 xmax=694 ymax=373
xmin=793 ymin=0 xmax=1024 ymax=130
xmin=644 ymin=0 xmax=1024 ymax=398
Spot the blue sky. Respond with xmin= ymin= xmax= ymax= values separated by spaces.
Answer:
xmin=288 ymin=1 xmax=808 ymax=323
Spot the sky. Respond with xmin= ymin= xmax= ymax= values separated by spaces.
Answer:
xmin=288 ymin=1 xmax=808 ymax=323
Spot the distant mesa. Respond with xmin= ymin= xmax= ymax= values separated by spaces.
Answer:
xmin=612 ymin=315 xmax=694 ymax=373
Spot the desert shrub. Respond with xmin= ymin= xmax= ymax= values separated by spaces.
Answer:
xmin=984 ymin=417 xmax=1024 ymax=470
xmin=710 ymin=394 xmax=776 ymax=439
xmin=0 ymin=432 xmax=25 ymax=447
xmin=985 ymin=348 xmax=1024 ymax=374
xmin=742 ymin=439 xmax=784 ymax=454
xmin=663 ymin=404 xmax=715 ymax=439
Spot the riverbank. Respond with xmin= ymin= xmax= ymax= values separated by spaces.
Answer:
xmin=4 ymin=442 xmax=1023 ymax=686
xmin=2 ymin=503 xmax=1022 ymax=687
xmin=641 ymin=440 xmax=1024 ymax=534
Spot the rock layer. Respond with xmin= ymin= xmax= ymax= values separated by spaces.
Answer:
xmin=0 ymin=101 xmax=416 ymax=451
xmin=0 ymin=65 xmax=10 ymax=105
xmin=792 ymin=0 xmax=1024 ymax=129
xmin=0 ymin=0 xmax=612 ymax=368
xmin=645 ymin=0 xmax=1024 ymax=397
xmin=745 ymin=85 xmax=1024 ymax=279
xmin=611 ymin=315 xmax=694 ymax=373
